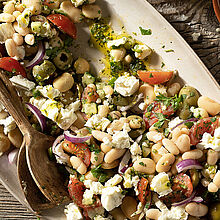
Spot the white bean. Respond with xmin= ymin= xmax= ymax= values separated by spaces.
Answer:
xmin=12 ymin=11 xmax=21 ymax=18
xmin=162 ymin=138 xmax=179 ymax=155
xmin=185 ymin=203 xmax=208 ymax=217
xmin=98 ymin=105 xmax=110 ymax=118
xmin=60 ymin=1 xmax=83 ymax=23
xmin=22 ymin=0 xmax=42 ymax=15
xmin=13 ymin=22 xmax=30 ymax=36
xmin=101 ymin=160 xmax=119 ymax=169
xmin=91 ymin=151 xmax=104 ymax=166
xmin=156 ymin=153 xmax=175 ymax=173
xmin=110 ymin=48 xmax=126 ymax=61
xmin=207 ymin=149 xmax=218 ymax=165
xmin=182 ymin=149 xmax=203 ymax=160
xmin=100 ymin=143 xmax=112 ymax=153
xmin=104 ymin=149 xmax=126 ymax=163
xmin=24 ymin=34 xmax=35 ymax=45
xmin=145 ymin=209 xmax=161 ymax=220
xmin=12 ymin=33 xmax=23 ymax=46
xmin=171 ymin=156 xmax=182 ymax=175
xmin=167 ymin=82 xmax=181 ymax=97
xmin=85 ymin=171 xmax=98 ymax=181
xmin=198 ymin=96 xmax=220 ymax=116
xmin=139 ymin=84 xmax=156 ymax=104
xmin=53 ymin=72 xmax=74 ymax=92
xmin=92 ymin=130 xmax=112 ymax=142
xmin=213 ymin=171 xmax=220 ymax=188
xmin=121 ymin=196 xmax=139 ymax=220
xmin=82 ymin=4 xmax=102 ymax=19
xmin=4 ymin=2 xmax=15 ymax=14
xmin=151 ymin=143 xmax=164 ymax=163
xmin=70 ymin=156 xmax=87 ymax=174
xmin=0 ymin=110 xmax=8 ymax=120
xmin=74 ymin=58 xmax=90 ymax=74
xmin=175 ymin=134 xmax=190 ymax=153
xmin=147 ymin=131 xmax=164 ymax=143
xmin=208 ymin=182 xmax=218 ymax=192
xmin=133 ymin=158 xmax=156 ymax=174
xmin=109 ymin=207 xmax=127 ymax=220
xmin=103 ymin=85 xmax=114 ymax=96
xmin=0 ymin=13 xmax=15 ymax=22
xmin=124 ymin=54 xmax=132 ymax=64
xmin=5 ymin=39 xmax=16 ymax=57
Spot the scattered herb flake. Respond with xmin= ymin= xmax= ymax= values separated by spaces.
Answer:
xmin=139 ymin=27 xmax=152 ymax=35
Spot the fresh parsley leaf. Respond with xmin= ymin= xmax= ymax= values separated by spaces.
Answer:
xmin=139 ymin=27 xmax=152 ymax=35
xmin=139 ymin=162 xmax=146 ymax=166
xmin=89 ymin=144 xmax=101 ymax=154
xmin=91 ymin=165 xmax=108 ymax=183
xmin=184 ymin=121 xmax=194 ymax=128
xmin=161 ymin=62 xmax=165 ymax=68
xmin=108 ymin=77 xmax=117 ymax=88
xmin=153 ymin=113 xmax=168 ymax=128
xmin=211 ymin=117 xmax=217 ymax=122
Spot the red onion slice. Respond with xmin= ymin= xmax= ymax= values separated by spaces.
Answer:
xmin=8 ymin=148 xmax=19 ymax=164
xmin=192 ymin=196 xmax=203 ymax=203
xmin=64 ymin=130 xmax=91 ymax=143
xmin=118 ymin=150 xmax=131 ymax=174
xmin=171 ymin=118 xmax=198 ymax=131
xmin=176 ymin=159 xmax=203 ymax=173
xmin=26 ymin=103 xmax=46 ymax=132
xmin=172 ymin=191 xmax=196 ymax=206
xmin=25 ymin=41 xmax=45 ymax=69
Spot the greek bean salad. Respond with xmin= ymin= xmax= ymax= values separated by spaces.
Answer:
xmin=0 ymin=0 xmax=219 ymax=220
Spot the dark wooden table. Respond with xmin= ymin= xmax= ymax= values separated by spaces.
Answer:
xmin=0 ymin=0 xmax=219 ymax=219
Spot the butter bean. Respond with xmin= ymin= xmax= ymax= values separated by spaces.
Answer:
xmin=121 ymin=196 xmax=139 ymax=220
xmin=175 ymin=134 xmax=190 ymax=153
xmin=133 ymin=158 xmax=156 ymax=174
xmin=208 ymin=182 xmax=218 ymax=193
xmin=145 ymin=209 xmax=161 ymax=220
xmin=198 ymin=96 xmax=220 ymax=116
xmin=74 ymin=58 xmax=90 ymax=74
xmin=91 ymin=151 xmax=104 ymax=166
xmin=98 ymin=105 xmax=110 ymax=118
xmin=101 ymin=160 xmax=119 ymax=169
xmin=13 ymin=22 xmax=30 ymax=36
xmin=8 ymin=128 xmax=23 ymax=148
xmin=82 ymin=4 xmax=102 ymax=19
xmin=207 ymin=149 xmax=218 ymax=165
xmin=100 ymin=143 xmax=112 ymax=153
xmin=167 ymin=82 xmax=181 ymax=97
xmin=108 ymin=118 xmax=129 ymax=132
xmin=151 ymin=143 xmax=167 ymax=163
xmin=92 ymin=130 xmax=112 ymax=142
xmin=53 ymin=72 xmax=74 ymax=92
xmin=104 ymin=149 xmax=126 ymax=164
xmin=13 ymin=33 xmax=23 ymax=46
xmin=171 ymin=156 xmax=182 ymax=175
xmin=182 ymin=149 xmax=203 ymax=160
xmin=0 ymin=13 xmax=15 ymax=22
xmin=156 ymin=153 xmax=175 ymax=173
xmin=0 ymin=110 xmax=8 ymax=120
xmin=139 ymin=84 xmax=155 ymax=104
xmin=22 ymin=0 xmax=42 ymax=15
xmin=110 ymin=48 xmax=126 ymax=61
xmin=162 ymin=138 xmax=179 ymax=155
xmin=147 ymin=131 xmax=164 ymax=143
xmin=109 ymin=207 xmax=127 ymax=220
xmin=4 ymin=2 xmax=15 ymax=14
xmin=185 ymin=203 xmax=208 ymax=217
xmin=213 ymin=171 xmax=220 ymax=188
xmin=109 ymin=111 xmax=121 ymax=120
xmin=70 ymin=156 xmax=87 ymax=174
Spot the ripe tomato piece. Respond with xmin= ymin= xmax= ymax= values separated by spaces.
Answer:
xmin=42 ymin=0 xmax=59 ymax=9
xmin=68 ymin=177 xmax=85 ymax=207
xmin=138 ymin=177 xmax=149 ymax=204
xmin=62 ymin=140 xmax=91 ymax=167
xmin=0 ymin=57 xmax=26 ymax=77
xmin=47 ymin=14 xmax=77 ymax=39
xmin=143 ymin=101 xmax=175 ymax=129
xmin=82 ymin=86 xmax=99 ymax=103
xmin=189 ymin=117 xmax=219 ymax=145
xmin=163 ymin=173 xmax=193 ymax=204
xmin=138 ymin=70 xmax=173 ymax=85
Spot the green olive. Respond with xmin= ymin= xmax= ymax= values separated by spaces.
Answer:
xmin=189 ymin=169 xmax=199 ymax=188
xmin=209 ymin=203 xmax=220 ymax=220
xmin=178 ymin=103 xmax=192 ymax=120
xmin=179 ymin=86 xmax=200 ymax=106
xmin=113 ymin=95 xmax=129 ymax=106
xmin=127 ymin=115 xmax=146 ymax=138
xmin=53 ymin=50 xmax=73 ymax=70
xmin=32 ymin=60 xmax=56 ymax=82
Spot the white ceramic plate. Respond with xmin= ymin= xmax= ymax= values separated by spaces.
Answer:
xmin=0 ymin=0 xmax=219 ymax=219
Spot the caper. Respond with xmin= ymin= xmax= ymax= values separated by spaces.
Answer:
xmin=179 ymin=86 xmax=200 ymax=106
xmin=127 ymin=115 xmax=146 ymax=138
xmin=32 ymin=60 xmax=56 ymax=82
xmin=178 ymin=103 xmax=192 ymax=120
xmin=53 ymin=50 xmax=73 ymax=70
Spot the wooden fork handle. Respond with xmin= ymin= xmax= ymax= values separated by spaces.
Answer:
xmin=0 ymin=71 xmax=33 ymax=135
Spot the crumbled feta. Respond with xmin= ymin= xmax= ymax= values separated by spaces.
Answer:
xmin=134 ymin=44 xmax=151 ymax=59
xmin=130 ymin=142 xmax=142 ymax=156
xmin=168 ymin=117 xmax=183 ymax=131
xmin=112 ymin=130 xmax=131 ymax=149
xmin=107 ymin=37 xmax=127 ymax=48
xmin=85 ymin=114 xmax=111 ymax=131
xmin=138 ymin=102 xmax=146 ymax=111
xmin=150 ymin=172 xmax=172 ymax=197
xmin=105 ymin=174 xmax=123 ymax=187
xmin=64 ymin=202 xmax=83 ymax=220
xmin=71 ymin=0 xmax=86 ymax=7
xmin=36 ymin=85 xmax=61 ymax=99
xmin=82 ymin=189 xmax=94 ymax=205
xmin=53 ymin=143 xmax=70 ymax=165
xmin=17 ymin=7 xmax=33 ymax=28
xmin=0 ymin=116 xmax=16 ymax=134
xmin=114 ymin=75 xmax=139 ymax=97
xmin=10 ymin=75 xmax=35 ymax=91
xmin=159 ymin=206 xmax=188 ymax=220
xmin=84 ymin=180 xmax=104 ymax=195
xmin=154 ymin=84 xmax=167 ymax=96
xmin=101 ymin=186 xmax=125 ymax=211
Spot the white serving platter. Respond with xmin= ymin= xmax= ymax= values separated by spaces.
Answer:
xmin=0 ymin=0 xmax=219 ymax=219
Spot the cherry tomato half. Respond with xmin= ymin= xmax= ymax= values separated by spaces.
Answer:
xmin=62 ymin=140 xmax=91 ymax=167
xmin=189 ymin=117 xmax=219 ymax=145
xmin=138 ymin=70 xmax=173 ymax=85
xmin=0 ymin=57 xmax=26 ymax=77
xmin=138 ymin=177 xmax=149 ymax=204
xmin=82 ymin=86 xmax=99 ymax=103
xmin=47 ymin=14 xmax=77 ymax=39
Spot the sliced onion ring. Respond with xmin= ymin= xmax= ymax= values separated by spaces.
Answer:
xmin=171 ymin=118 xmax=198 ymax=131
xmin=25 ymin=41 xmax=45 ymax=69
xmin=176 ymin=159 xmax=203 ymax=173
xmin=26 ymin=103 xmax=46 ymax=132
xmin=192 ymin=196 xmax=203 ymax=203
xmin=52 ymin=134 xmax=65 ymax=158
xmin=172 ymin=191 xmax=196 ymax=206
xmin=118 ymin=150 xmax=131 ymax=174
xmin=64 ymin=130 xmax=91 ymax=143
xmin=8 ymin=148 xmax=19 ymax=164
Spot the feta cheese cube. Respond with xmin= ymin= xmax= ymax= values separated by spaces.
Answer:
xmin=107 ymin=37 xmax=127 ymax=48
xmin=90 ymin=182 xmax=104 ymax=194
xmin=10 ymin=75 xmax=35 ymax=91
xmin=64 ymin=202 xmax=83 ymax=220
xmin=0 ymin=116 xmax=16 ymax=134
xmin=105 ymin=174 xmax=123 ymax=187
xmin=112 ymin=130 xmax=131 ymax=149
xmin=85 ymin=114 xmax=111 ymax=131
xmin=57 ymin=108 xmax=77 ymax=130
xmin=134 ymin=44 xmax=151 ymax=59
xmin=82 ymin=189 xmax=94 ymax=205
xmin=151 ymin=173 xmax=172 ymax=197
xmin=130 ymin=142 xmax=142 ymax=156
xmin=158 ymin=206 xmax=188 ymax=220
xmin=36 ymin=85 xmax=61 ymax=99
xmin=101 ymin=186 xmax=125 ymax=211
xmin=114 ymin=75 xmax=139 ymax=97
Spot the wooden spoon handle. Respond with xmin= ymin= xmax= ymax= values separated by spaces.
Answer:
xmin=0 ymin=71 xmax=32 ymax=135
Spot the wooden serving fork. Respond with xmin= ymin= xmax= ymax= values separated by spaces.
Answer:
xmin=0 ymin=71 xmax=70 ymax=205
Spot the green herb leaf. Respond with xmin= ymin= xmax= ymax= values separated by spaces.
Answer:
xmin=91 ymin=165 xmax=108 ymax=183
xmin=139 ymin=27 xmax=152 ymax=35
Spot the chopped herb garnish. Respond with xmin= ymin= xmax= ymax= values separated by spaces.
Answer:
xmin=165 ymin=49 xmax=174 ymax=52
xmin=139 ymin=27 xmax=152 ymax=35
xmin=139 ymin=162 xmax=146 ymax=166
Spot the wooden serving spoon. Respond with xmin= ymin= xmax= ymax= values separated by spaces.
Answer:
xmin=0 ymin=71 xmax=70 ymax=204
xmin=17 ymin=140 xmax=55 ymax=212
